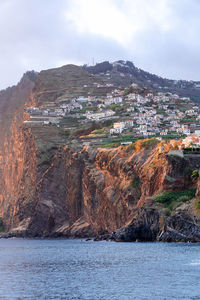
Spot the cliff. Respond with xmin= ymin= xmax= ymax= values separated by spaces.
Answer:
xmin=1 ymin=120 xmax=200 ymax=242
xmin=1 ymin=65 xmax=200 ymax=242
xmin=0 ymin=71 xmax=36 ymax=150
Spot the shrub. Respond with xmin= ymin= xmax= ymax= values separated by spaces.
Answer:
xmin=191 ymin=170 xmax=199 ymax=181
xmin=177 ymin=195 xmax=190 ymax=202
xmin=155 ymin=189 xmax=196 ymax=208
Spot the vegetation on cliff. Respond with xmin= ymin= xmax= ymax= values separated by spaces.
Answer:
xmin=155 ymin=189 xmax=196 ymax=210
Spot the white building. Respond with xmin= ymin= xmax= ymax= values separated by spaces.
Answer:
xmin=183 ymin=129 xmax=191 ymax=135
xmin=127 ymin=107 xmax=135 ymax=112
xmin=86 ymin=112 xmax=106 ymax=120
xmin=77 ymin=96 xmax=88 ymax=102
xmin=124 ymin=120 xmax=134 ymax=128
xmin=139 ymin=124 xmax=147 ymax=131
xmin=110 ymin=128 xmax=123 ymax=134
xmin=73 ymin=103 xmax=83 ymax=110
xmin=42 ymin=110 xmax=49 ymax=116
xmin=195 ymin=130 xmax=200 ymax=137
xmin=113 ymin=122 xmax=125 ymax=129
xmin=128 ymin=93 xmax=136 ymax=100
xmin=114 ymin=97 xmax=123 ymax=104
xmin=121 ymin=141 xmax=133 ymax=145
xmin=43 ymin=121 xmax=50 ymax=125
xmin=105 ymin=110 xmax=115 ymax=117
xmin=60 ymin=103 xmax=67 ymax=109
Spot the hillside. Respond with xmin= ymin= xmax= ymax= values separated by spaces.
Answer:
xmin=83 ymin=61 xmax=200 ymax=103
xmin=33 ymin=64 xmax=116 ymax=106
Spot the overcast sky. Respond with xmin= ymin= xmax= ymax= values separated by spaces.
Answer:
xmin=0 ymin=0 xmax=200 ymax=89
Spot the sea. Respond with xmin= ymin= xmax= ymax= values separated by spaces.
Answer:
xmin=0 ymin=238 xmax=199 ymax=300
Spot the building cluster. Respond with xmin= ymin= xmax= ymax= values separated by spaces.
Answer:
xmin=25 ymin=86 xmax=200 ymax=147
xmin=109 ymin=92 xmax=200 ymax=138
xmin=25 ymin=90 xmax=123 ymax=125
xmin=181 ymin=132 xmax=200 ymax=148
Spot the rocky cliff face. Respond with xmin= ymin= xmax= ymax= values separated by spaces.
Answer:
xmin=0 ymin=117 xmax=37 ymax=230
xmin=0 ymin=73 xmax=35 ymax=230
xmin=0 ymin=72 xmax=36 ymax=150
xmin=1 ymin=119 xmax=200 ymax=242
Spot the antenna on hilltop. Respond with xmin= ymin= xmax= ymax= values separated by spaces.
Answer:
xmin=92 ymin=57 xmax=95 ymax=66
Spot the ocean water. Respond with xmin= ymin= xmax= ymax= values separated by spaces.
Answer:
xmin=0 ymin=239 xmax=199 ymax=299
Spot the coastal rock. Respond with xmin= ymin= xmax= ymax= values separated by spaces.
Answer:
xmin=112 ymin=207 xmax=161 ymax=242
xmin=112 ymin=209 xmax=200 ymax=243
xmin=159 ymin=211 xmax=200 ymax=242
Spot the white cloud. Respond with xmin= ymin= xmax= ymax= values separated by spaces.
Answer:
xmin=65 ymin=0 xmax=172 ymax=47
xmin=0 ymin=0 xmax=200 ymax=88
xmin=65 ymin=0 xmax=135 ymax=46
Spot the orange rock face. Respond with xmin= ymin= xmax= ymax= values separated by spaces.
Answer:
xmin=1 ymin=118 xmax=199 ymax=238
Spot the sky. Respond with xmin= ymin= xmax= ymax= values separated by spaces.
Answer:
xmin=0 ymin=0 xmax=200 ymax=89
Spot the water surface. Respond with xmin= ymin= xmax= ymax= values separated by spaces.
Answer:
xmin=0 ymin=239 xmax=199 ymax=299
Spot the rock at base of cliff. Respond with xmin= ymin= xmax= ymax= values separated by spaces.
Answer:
xmin=55 ymin=217 xmax=95 ymax=238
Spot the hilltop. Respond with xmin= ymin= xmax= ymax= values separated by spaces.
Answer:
xmin=83 ymin=60 xmax=200 ymax=103
xmin=33 ymin=64 xmax=116 ymax=106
